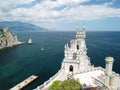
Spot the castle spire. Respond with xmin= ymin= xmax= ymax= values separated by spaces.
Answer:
xmin=83 ymin=23 xmax=86 ymax=31
xmin=76 ymin=24 xmax=79 ymax=31
xmin=75 ymin=24 xmax=86 ymax=39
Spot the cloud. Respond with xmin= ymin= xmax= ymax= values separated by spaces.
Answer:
xmin=0 ymin=0 xmax=120 ymax=29
xmin=0 ymin=0 xmax=35 ymax=21
xmin=0 ymin=0 xmax=34 ymax=10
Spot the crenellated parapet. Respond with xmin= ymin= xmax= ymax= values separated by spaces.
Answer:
xmin=75 ymin=24 xmax=86 ymax=39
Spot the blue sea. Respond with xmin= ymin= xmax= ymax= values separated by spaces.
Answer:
xmin=0 ymin=31 xmax=120 ymax=90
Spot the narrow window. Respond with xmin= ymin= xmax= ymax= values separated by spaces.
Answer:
xmin=69 ymin=65 xmax=73 ymax=72
xmin=73 ymin=53 xmax=77 ymax=59
xmin=77 ymin=45 xmax=79 ymax=50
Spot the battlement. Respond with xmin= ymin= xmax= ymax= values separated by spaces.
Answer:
xmin=75 ymin=24 xmax=86 ymax=39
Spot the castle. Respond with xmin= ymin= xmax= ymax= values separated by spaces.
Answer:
xmin=62 ymin=24 xmax=91 ymax=74
xmin=34 ymin=25 xmax=120 ymax=90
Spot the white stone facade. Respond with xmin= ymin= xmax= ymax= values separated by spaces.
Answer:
xmin=61 ymin=25 xmax=91 ymax=74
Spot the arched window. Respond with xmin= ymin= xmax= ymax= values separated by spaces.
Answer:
xmin=69 ymin=65 xmax=73 ymax=72
xmin=73 ymin=53 xmax=77 ymax=59
xmin=77 ymin=45 xmax=79 ymax=50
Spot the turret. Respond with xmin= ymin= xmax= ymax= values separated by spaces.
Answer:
xmin=66 ymin=43 xmax=68 ymax=47
xmin=76 ymin=24 xmax=79 ymax=31
xmin=83 ymin=24 xmax=86 ymax=31
xmin=64 ymin=44 xmax=66 ymax=49
xmin=75 ymin=24 xmax=86 ymax=39
xmin=105 ymin=57 xmax=114 ymax=75
xmin=105 ymin=57 xmax=114 ymax=88
xmin=75 ymin=24 xmax=79 ymax=39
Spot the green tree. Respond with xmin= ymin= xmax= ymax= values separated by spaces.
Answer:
xmin=59 ymin=78 xmax=82 ymax=90
xmin=48 ymin=79 xmax=82 ymax=90
xmin=48 ymin=80 xmax=62 ymax=90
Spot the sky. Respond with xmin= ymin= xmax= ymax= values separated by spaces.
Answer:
xmin=0 ymin=0 xmax=120 ymax=31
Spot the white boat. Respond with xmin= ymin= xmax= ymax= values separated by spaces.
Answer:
xmin=28 ymin=38 xmax=32 ymax=44
xmin=41 ymin=48 xmax=44 ymax=51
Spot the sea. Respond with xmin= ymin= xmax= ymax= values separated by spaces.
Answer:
xmin=0 ymin=31 xmax=120 ymax=90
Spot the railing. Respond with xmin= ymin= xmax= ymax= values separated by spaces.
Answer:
xmin=34 ymin=69 xmax=63 ymax=90
xmin=74 ymin=66 xmax=106 ymax=75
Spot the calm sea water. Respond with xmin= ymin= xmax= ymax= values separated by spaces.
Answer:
xmin=0 ymin=31 xmax=120 ymax=90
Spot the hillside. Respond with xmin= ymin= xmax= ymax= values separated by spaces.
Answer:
xmin=0 ymin=21 xmax=48 ymax=32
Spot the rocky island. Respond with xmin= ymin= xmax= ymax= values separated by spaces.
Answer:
xmin=0 ymin=27 xmax=23 ymax=49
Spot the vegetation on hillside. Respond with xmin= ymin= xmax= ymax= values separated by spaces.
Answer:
xmin=48 ymin=80 xmax=62 ymax=90
xmin=48 ymin=78 xmax=82 ymax=90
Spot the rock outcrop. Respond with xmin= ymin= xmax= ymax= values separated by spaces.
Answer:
xmin=0 ymin=27 xmax=23 ymax=49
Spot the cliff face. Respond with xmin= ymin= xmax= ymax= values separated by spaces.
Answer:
xmin=0 ymin=27 xmax=22 ymax=49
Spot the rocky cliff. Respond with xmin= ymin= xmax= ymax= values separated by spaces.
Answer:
xmin=0 ymin=27 xmax=23 ymax=49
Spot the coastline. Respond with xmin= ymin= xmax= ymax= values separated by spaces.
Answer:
xmin=0 ymin=41 xmax=24 ymax=50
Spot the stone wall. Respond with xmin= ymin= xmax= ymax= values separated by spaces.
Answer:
xmin=34 ymin=69 xmax=63 ymax=90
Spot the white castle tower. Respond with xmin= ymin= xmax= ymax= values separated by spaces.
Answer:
xmin=61 ymin=24 xmax=91 ymax=74
xmin=105 ymin=57 xmax=114 ymax=89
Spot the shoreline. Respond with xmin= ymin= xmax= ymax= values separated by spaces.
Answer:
xmin=0 ymin=41 xmax=24 ymax=50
